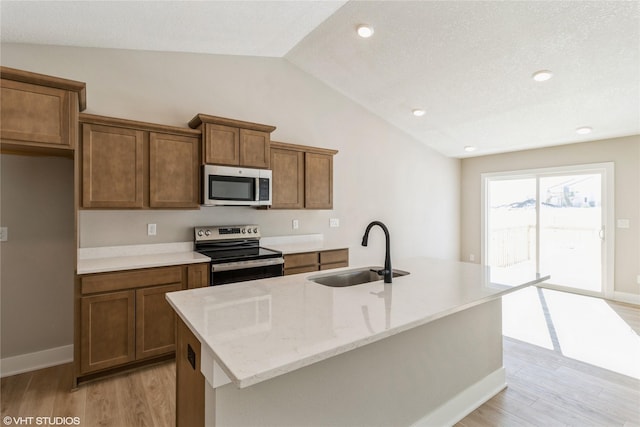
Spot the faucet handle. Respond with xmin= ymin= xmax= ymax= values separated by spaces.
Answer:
xmin=370 ymin=268 xmax=388 ymax=276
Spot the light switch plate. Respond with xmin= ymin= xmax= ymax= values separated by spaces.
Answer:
xmin=329 ymin=218 xmax=340 ymax=228
xmin=0 ymin=227 xmax=7 ymax=242
xmin=147 ymin=224 xmax=157 ymax=236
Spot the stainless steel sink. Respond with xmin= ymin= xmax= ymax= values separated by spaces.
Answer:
xmin=308 ymin=266 xmax=410 ymax=287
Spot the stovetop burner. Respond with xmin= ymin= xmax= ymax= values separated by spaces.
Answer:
xmin=193 ymin=225 xmax=282 ymax=264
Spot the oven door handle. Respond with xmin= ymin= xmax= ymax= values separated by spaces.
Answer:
xmin=211 ymin=257 xmax=285 ymax=272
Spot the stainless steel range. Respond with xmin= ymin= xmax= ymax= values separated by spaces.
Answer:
xmin=194 ymin=225 xmax=284 ymax=286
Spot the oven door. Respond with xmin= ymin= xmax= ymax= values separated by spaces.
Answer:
xmin=203 ymin=165 xmax=260 ymax=206
xmin=210 ymin=258 xmax=284 ymax=286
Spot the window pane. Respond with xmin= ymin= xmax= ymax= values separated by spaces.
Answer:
xmin=488 ymin=178 xmax=537 ymax=269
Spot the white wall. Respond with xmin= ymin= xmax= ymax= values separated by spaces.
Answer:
xmin=0 ymin=43 xmax=460 ymax=358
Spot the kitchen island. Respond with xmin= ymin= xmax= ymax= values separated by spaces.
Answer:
xmin=166 ymin=257 xmax=548 ymax=427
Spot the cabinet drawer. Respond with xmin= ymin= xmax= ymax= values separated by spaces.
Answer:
xmin=284 ymin=265 xmax=319 ymax=276
xmin=320 ymin=262 xmax=349 ymax=271
xmin=284 ymin=252 xmax=318 ymax=269
xmin=320 ymin=249 xmax=348 ymax=265
xmin=81 ymin=266 xmax=183 ymax=295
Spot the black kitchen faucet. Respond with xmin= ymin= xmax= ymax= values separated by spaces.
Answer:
xmin=361 ymin=221 xmax=392 ymax=283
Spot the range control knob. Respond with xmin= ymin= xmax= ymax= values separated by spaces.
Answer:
xmin=205 ymin=230 xmax=211 ymax=236
xmin=247 ymin=228 xmax=252 ymax=234
xmin=253 ymin=227 xmax=258 ymax=234
xmin=197 ymin=230 xmax=204 ymax=237
xmin=241 ymin=228 xmax=246 ymax=234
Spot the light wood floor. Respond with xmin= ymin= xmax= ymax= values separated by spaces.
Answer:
xmin=2 ymin=295 xmax=638 ymax=427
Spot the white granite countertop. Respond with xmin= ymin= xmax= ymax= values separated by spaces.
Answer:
xmin=77 ymin=242 xmax=210 ymax=274
xmin=166 ymin=257 xmax=548 ymax=389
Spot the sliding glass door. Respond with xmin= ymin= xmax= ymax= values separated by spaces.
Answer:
xmin=539 ymin=173 xmax=603 ymax=293
xmin=483 ymin=163 xmax=613 ymax=297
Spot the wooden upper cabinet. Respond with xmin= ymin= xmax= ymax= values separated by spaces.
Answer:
xmin=270 ymin=141 xmax=337 ymax=210
xmin=150 ymin=132 xmax=200 ymax=208
xmin=240 ymin=129 xmax=270 ymax=168
xmin=80 ymin=114 xmax=201 ymax=209
xmin=202 ymin=123 xmax=239 ymax=165
xmin=0 ymin=66 xmax=86 ymax=155
xmin=271 ymin=147 xmax=304 ymax=209
xmin=305 ymin=152 xmax=333 ymax=209
xmin=189 ymin=114 xmax=275 ymax=168
xmin=82 ymin=123 xmax=146 ymax=208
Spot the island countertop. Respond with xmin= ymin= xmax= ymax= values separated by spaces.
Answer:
xmin=166 ymin=257 xmax=548 ymax=389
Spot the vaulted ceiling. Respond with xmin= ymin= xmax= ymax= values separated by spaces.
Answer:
xmin=2 ymin=1 xmax=638 ymax=158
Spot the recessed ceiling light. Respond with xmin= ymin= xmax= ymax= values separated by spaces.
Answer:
xmin=412 ymin=109 xmax=426 ymax=117
xmin=464 ymin=146 xmax=477 ymax=152
xmin=576 ymin=126 xmax=593 ymax=135
xmin=356 ymin=24 xmax=374 ymax=38
xmin=532 ymin=70 xmax=553 ymax=82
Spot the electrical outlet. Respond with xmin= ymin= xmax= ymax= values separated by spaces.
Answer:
xmin=637 ymin=275 xmax=640 ymax=285
xmin=0 ymin=227 xmax=7 ymax=242
xmin=292 ymin=219 xmax=299 ymax=230
xmin=617 ymin=219 xmax=630 ymax=229
xmin=469 ymin=254 xmax=475 ymax=262
xmin=329 ymin=218 xmax=340 ymax=228
xmin=147 ymin=224 xmax=157 ymax=236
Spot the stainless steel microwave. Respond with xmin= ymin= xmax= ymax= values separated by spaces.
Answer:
xmin=202 ymin=165 xmax=272 ymax=207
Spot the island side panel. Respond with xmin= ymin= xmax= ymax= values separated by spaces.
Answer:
xmin=209 ymin=298 xmax=504 ymax=427
xmin=176 ymin=316 xmax=205 ymax=427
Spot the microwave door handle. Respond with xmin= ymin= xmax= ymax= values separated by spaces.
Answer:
xmin=255 ymin=177 xmax=260 ymax=201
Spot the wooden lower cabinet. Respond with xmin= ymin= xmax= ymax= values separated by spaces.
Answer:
xmin=80 ymin=290 xmax=135 ymax=374
xmin=187 ymin=263 xmax=209 ymax=289
xmin=284 ymin=249 xmax=349 ymax=275
xmin=75 ymin=262 xmax=209 ymax=384
xmin=176 ymin=316 xmax=205 ymax=427
xmin=136 ymin=283 xmax=182 ymax=359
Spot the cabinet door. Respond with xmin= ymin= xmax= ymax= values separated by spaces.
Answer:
xmin=187 ymin=263 xmax=210 ymax=289
xmin=82 ymin=123 xmax=145 ymax=208
xmin=305 ymin=153 xmax=333 ymax=209
xmin=135 ymin=283 xmax=183 ymax=360
xmin=80 ymin=290 xmax=135 ymax=374
xmin=271 ymin=147 xmax=304 ymax=209
xmin=149 ymin=132 xmax=200 ymax=208
xmin=0 ymin=79 xmax=71 ymax=147
xmin=203 ymin=123 xmax=239 ymax=165
xmin=240 ymin=129 xmax=270 ymax=168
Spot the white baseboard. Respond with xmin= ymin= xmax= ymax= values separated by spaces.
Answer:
xmin=1 ymin=345 xmax=73 ymax=378
xmin=611 ymin=291 xmax=640 ymax=306
xmin=411 ymin=367 xmax=507 ymax=427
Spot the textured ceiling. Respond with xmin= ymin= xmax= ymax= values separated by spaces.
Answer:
xmin=1 ymin=1 xmax=639 ymax=158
